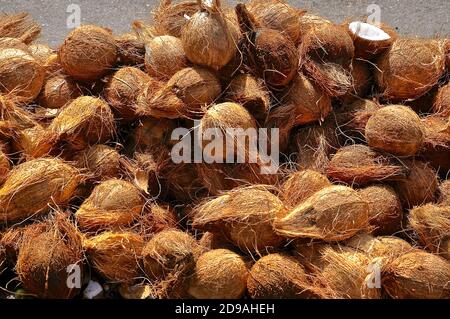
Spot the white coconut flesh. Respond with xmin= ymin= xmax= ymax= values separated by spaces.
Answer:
xmin=349 ymin=21 xmax=391 ymax=41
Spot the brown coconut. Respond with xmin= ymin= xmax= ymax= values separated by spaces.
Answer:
xmin=0 ymin=94 xmax=38 ymax=140
xmin=192 ymin=185 xmax=286 ymax=254
xmin=73 ymin=144 xmax=122 ymax=181
xmin=0 ymin=147 xmax=10 ymax=185
xmin=298 ymin=12 xmax=331 ymax=36
xmin=365 ymin=105 xmax=425 ymax=156
xmin=326 ymin=145 xmax=408 ymax=186
xmin=29 ymin=44 xmax=54 ymax=64
xmin=421 ymin=115 xmax=450 ymax=173
xmin=16 ymin=213 xmax=84 ymax=299
xmin=84 ymin=232 xmax=144 ymax=283
xmin=375 ymin=38 xmax=446 ymax=101
xmin=0 ymin=48 xmax=45 ymax=103
xmin=76 ymin=179 xmax=144 ymax=232
xmin=199 ymin=232 xmax=237 ymax=252
xmin=59 ymin=25 xmax=118 ymax=82
xmin=162 ymin=162 xmax=205 ymax=202
xmin=409 ymin=204 xmax=450 ymax=260
xmin=38 ymin=74 xmax=83 ymax=109
xmin=382 ymin=251 xmax=450 ymax=299
xmin=133 ymin=117 xmax=178 ymax=154
xmin=292 ymin=241 xmax=331 ymax=272
xmin=281 ymin=170 xmax=331 ymax=208
xmin=0 ymin=12 xmax=41 ymax=44
xmin=392 ymin=160 xmax=438 ymax=209
xmin=0 ymin=37 xmax=30 ymax=52
xmin=115 ymin=33 xmax=146 ymax=66
xmin=49 ymin=96 xmax=115 ymax=150
xmin=274 ymin=185 xmax=370 ymax=242
xmin=153 ymin=0 xmax=200 ymax=37
xmin=188 ymin=249 xmax=248 ymax=299
xmin=340 ymin=60 xmax=373 ymax=105
xmin=0 ymin=226 xmax=25 ymax=266
xmin=432 ymin=83 xmax=450 ymax=116
xmin=0 ymin=158 xmax=80 ymax=224
xmin=137 ymin=203 xmax=178 ymax=239
xmin=12 ymin=124 xmax=57 ymax=159
xmin=439 ymin=180 xmax=450 ymax=206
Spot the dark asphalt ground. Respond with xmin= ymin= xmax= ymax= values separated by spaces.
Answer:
xmin=0 ymin=0 xmax=449 ymax=48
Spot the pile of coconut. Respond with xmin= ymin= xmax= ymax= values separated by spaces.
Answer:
xmin=0 ymin=1 xmax=449 ymax=300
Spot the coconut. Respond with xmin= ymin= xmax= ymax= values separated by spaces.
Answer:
xmin=133 ymin=117 xmax=178 ymax=154
xmin=440 ymin=180 xmax=450 ymax=206
xmin=199 ymin=232 xmax=237 ymax=251
xmin=0 ymin=12 xmax=41 ymax=44
xmin=281 ymin=170 xmax=331 ymax=208
xmin=358 ymin=185 xmax=403 ymax=236
xmin=236 ymin=4 xmax=298 ymax=87
xmin=188 ymin=249 xmax=248 ymax=299
xmin=409 ymin=204 xmax=450 ymax=260
xmin=118 ymin=284 xmax=154 ymax=299
xmin=73 ymin=144 xmax=122 ymax=181
xmin=16 ymin=213 xmax=84 ymax=299
xmin=163 ymin=162 xmax=205 ymax=202
xmin=12 ymin=124 xmax=58 ymax=159
xmin=153 ymin=0 xmax=199 ymax=37
xmin=392 ymin=160 xmax=438 ymax=209
xmin=340 ymin=60 xmax=373 ymax=105
xmin=137 ymin=203 xmax=178 ymax=238
xmin=432 ymin=83 xmax=450 ymax=116
xmin=274 ymin=185 xmax=370 ymax=242
xmin=0 ymin=48 xmax=45 ymax=104
xmin=75 ymin=179 xmax=144 ymax=232
xmin=59 ymin=25 xmax=118 ymax=82
xmin=346 ymin=234 xmax=413 ymax=261
xmin=0 ymin=226 xmax=25 ymax=266
xmin=0 ymin=147 xmax=10 ymax=185
xmin=105 ymin=67 xmax=151 ymax=122
xmin=298 ymin=12 xmax=331 ymax=36
xmin=0 ymin=37 xmax=30 ymax=52
xmin=421 ymin=115 xmax=450 ymax=173
xmin=375 ymin=38 xmax=446 ymax=101
xmin=115 ymin=33 xmax=146 ymax=66
xmin=326 ymin=145 xmax=408 ymax=186
xmin=42 ymin=53 xmax=62 ymax=76
xmin=38 ymin=74 xmax=83 ymax=109
xmin=365 ymin=105 xmax=425 ymax=156
xmin=192 ymin=185 xmax=286 ymax=254
xmin=0 ymin=158 xmax=80 ymax=224
xmin=137 ymin=67 xmax=221 ymax=119
xmin=292 ymin=241 xmax=331 ymax=272
xmin=49 ymin=96 xmax=115 ymax=151
xmin=382 ymin=251 xmax=450 ymax=299
xmin=225 ymin=74 xmax=270 ymax=123
xmin=29 ymin=44 xmax=54 ymax=64
xmin=83 ymin=231 xmax=144 ymax=283
xmin=0 ymin=94 xmax=38 ymax=138
xmin=446 ymin=39 xmax=450 ymax=70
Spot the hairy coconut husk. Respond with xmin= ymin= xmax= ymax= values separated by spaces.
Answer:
xmin=0 ymin=158 xmax=81 ymax=224
xmin=133 ymin=117 xmax=178 ymax=154
xmin=358 ymin=185 xmax=403 ymax=236
xmin=281 ymin=170 xmax=331 ymax=208
xmin=392 ymin=160 xmax=438 ymax=209
xmin=192 ymin=185 xmax=286 ymax=254
xmin=137 ymin=67 xmax=221 ymax=119
xmin=274 ymin=185 xmax=370 ymax=242
xmin=225 ymin=74 xmax=270 ymax=123
xmin=0 ymin=147 xmax=10 ymax=185
xmin=43 ymin=53 xmax=62 ymax=77
xmin=76 ymin=179 xmax=144 ymax=232
xmin=84 ymin=231 xmax=144 ymax=283
xmin=0 ymin=94 xmax=38 ymax=140
xmin=0 ymin=37 xmax=30 ymax=52
xmin=446 ymin=39 xmax=450 ymax=71
xmin=29 ymin=44 xmax=54 ymax=64
xmin=326 ymin=145 xmax=408 ymax=186
xmin=16 ymin=213 xmax=84 ymax=299
xmin=420 ymin=115 xmax=450 ymax=173
xmin=105 ymin=67 xmax=151 ymax=123
xmin=298 ymin=12 xmax=331 ymax=36
xmin=199 ymin=232 xmax=237 ymax=252
xmin=432 ymin=83 xmax=450 ymax=116
xmin=73 ymin=144 xmax=122 ymax=181
xmin=339 ymin=60 xmax=373 ymax=105
xmin=153 ymin=0 xmax=200 ymax=37
xmin=12 ymin=124 xmax=58 ymax=159
xmin=236 ymin=4 xmax=298 ymax=87
xmin=115 ymin=33 xmax=146 ymax=66
xmin=0 ymin=226 xmax=26 ymax=267
xmin=365 ymin=105 xmax=425 ymax=156
xmin=49 ymin=96 xmax=115 ymax=151
xmin=38 ymin=74 xmax=83 ymax=109
xmin=188 ymin=249 xmax=248 ymax=299
xmin=375 ymin=38 xmax=446 ymax=101
xmin=136 ymin=203 xmax=178 ymax=239
xmin=292 ymin=241 xmax=331 ymax=272
xmin=439 ymin=180 xmax=450 ymax=206
xmin=382 ymin=251 xmax=450 ymax=299
xmin=0 ymin=13 xmax=41 ymax=44
xmin=409 ymin=204 xmax=450 ymax=260
xmin=162 ymin=162 xmax=205 ymax=202
xmin=0 ymin=48 xmax=45 ymax=103
xmin=59 ymin=25 xmax=118 ymax=82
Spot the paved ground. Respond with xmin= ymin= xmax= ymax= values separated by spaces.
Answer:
xmin=1 ymin=0 xmax=449 ymax=48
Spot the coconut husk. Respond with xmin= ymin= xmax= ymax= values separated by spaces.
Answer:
xmin=115 ymin=33 xmax=146 ymax=66
xmin=188 ymin=249 xmax=248 ymax=299
xmin=0 ymin=37 xmax=31 ymax=52
xmin=135 ymin=203 xmax=178 ymax=240
xmin=420 ymin=115 xmax=450 ymax=174
xmin=73 ymin=144 xmax=122 ymax=182
xmin=382 ymin=251 xmax=450 ymax=299
xmin=199 ymin=232 xmax=237 ymax=252
xmin=375 ymin=38 xmax=446 ymax=101
xmin=75 ymin=179 xmax=144 ymax=232
xmin=274 ymin=185 xmax=370 ymax=242
xmin=409 ymin=204 xmax=450 ymax=260
xmin=83 ymin=231 xmax=144 ymax=283
xmin=281 ymin=170 xmax=331 ymax=208
xmin=49 ymin=96 xmax=115 ymax=151
xmin=445 ymin=39 xmax=450 ymax=71
xmin=0 ymin=158 xmax=81 ymax=224
xmin=365 ymin=105 xmax=425 ymax=156
xmin=0 ymin=94 xmax=38 ymax=140
xmin=38 ymin=74 xmax=83 ymax=109
xmin=29 ymin=44 xmax=54 ymax=64
xmin=339 ymin=60 xmax=373 ymax=105
xmin=16 ymin=213 xmax=84 ymax=299
xmin=0 ymin=226 xmax=26 ymax=267
xmin=132 ymin=117 xmax=178 ymax=155
xmin=432 ymin=83 xmax=450 ymax=116
xmin=291 ymin=241 xmax=331 ymax=273
xmin=59 ymin=25 xmax=117 ymax=82
xmin=0 ymin=13 xmax=41 ymax=44
xmin=162 ymin=162 xmax=205 ymax=202
xmin=11 ymin=124 xmax=58 ymax=159
xmin=153 ymin=0 xmax=200 ymax=38
xmin=0 ymin=147 xmax=10 ymax=185
xmin=118 ymin=283 xmax=154 ymax=299
xmin=192 ymin=185 xmax=286 ymax=254
xmin=326 ymin=145 xmax=408 ymax=186
xmin=392 ymin=160 xmax=438 ymax=209
xmin=298 ymin=12 xmax=331 ymax=36
xmin=43 ymin=53 xmax=62 ymax=77
xmin=439 ymin=180 xmax=450 ymax=206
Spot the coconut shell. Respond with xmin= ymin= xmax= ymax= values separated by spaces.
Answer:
xmin=115 ymin=33 xmax=145 ymax=66
xmin=188 ymin=249 xmax=248 ymax=299
xmin=281 ymin=170 xmax=331 ymax=208
xmin=274 ymin=185 xmax=370 ymax=242
xmin=83 ymin=231 xmax=144 ymax=283
xmin=0 ymin=12 xmax=41 ymax=44
xmin=326 ymin=145 xmax=408 ymax=186
xmin=39 ymin=74 xmax=83 ymax=109
xmin=0 ymin=158 xmax=80 ymax=224
xmin=375 ymin=38 xmax=446 ymax=101
xmin=432 ymin=83 xmax=450 ymax=116
xmin=76 ymin=179 xmax=144 ymax=232
xmin=420 ymin=115 xmax=450 ymax=173
xmin=340 ymin=60 xmax=373 ymax=105
xmin=16 ymin=213 xmax=84 ymax=299
xmin=392 ymin=160 xmax=438 ymax=209
xmin=0 ymin=147 xmax=10 ymax=185
xmin=12 ymin=124 xmax=58 ymax=159
xmin=365 ymin=105 xmax=425 ymax=156
xmin=439 ymin=180 xmax=450 ymax=206
xmin=49 ymin=96 xmax=115 ymax=151
xmin=382 ymin=251 xmax=450 ymax=299
xmin=153 ymin=0 xmax=199 ymax=38
xmin=192 ymin=185 xmax=286 ymax=254
xmin=73 ymin=144 xmax=122 ymax=181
